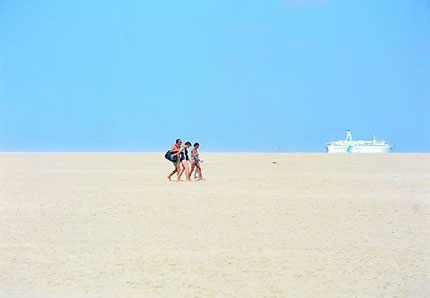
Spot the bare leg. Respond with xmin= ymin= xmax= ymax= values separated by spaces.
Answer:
xmin=189 ymin=162 xmax=196 ymax=180
xmin=167 ymin=163 xmax=177 ymax=181
xmin=178 ymin=160 xmax=190 ymax=181
xmin=185 ymin=161 xmax=191 ymax=181
xmin=167 ymin=168 xmax=176 ymax=181
xmin=177 ymin=162 xmax=184 ymax=181
xmin=176 ymin=162 xmax=181 ymax=180
xmin=196 ymin=163 xmax=202 ymax=179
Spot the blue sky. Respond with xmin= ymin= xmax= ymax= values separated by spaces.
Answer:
xmin=1 ymin=0 xmax=429 ymax=152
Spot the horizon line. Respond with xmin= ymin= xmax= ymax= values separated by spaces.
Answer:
xmin=0 ymin=151 xmax=429 ymax=154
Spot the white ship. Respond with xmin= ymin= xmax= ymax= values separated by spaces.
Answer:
xmin=326 ymin=130 xmax=392 ymax=153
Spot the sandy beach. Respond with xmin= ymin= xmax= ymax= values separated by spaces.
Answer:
xmin=0 ymin=153 xmax=429 ymax=298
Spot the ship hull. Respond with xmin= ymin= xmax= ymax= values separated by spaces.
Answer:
xmin=326 ymin=145 xmax=391 ymax=153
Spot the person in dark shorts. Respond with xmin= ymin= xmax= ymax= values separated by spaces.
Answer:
xmin=167 ymin=139 xmax=182 ymax=181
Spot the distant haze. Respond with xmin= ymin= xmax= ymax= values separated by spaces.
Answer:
xmin=1 ymin=1 xmax=429 ymax=152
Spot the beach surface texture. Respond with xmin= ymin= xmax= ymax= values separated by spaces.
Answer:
xmin=1 ymin=153 xmax=429 ymax=297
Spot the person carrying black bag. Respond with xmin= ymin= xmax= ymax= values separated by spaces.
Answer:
xmin=166 ymin=138 xmax=182 ymax=181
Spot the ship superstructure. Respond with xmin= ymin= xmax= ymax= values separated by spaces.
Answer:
xmin=326 ymin=130 xmax=391 ymax=153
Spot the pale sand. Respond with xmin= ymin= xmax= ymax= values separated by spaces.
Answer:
xmin=0 ymin=153 xmax=429 ymax=298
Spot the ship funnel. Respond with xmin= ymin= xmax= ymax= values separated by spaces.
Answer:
xmin=345 ymin=130 xmax=352 ymax=141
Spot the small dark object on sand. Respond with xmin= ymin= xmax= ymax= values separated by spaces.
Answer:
xmin=272 ymin=161 xmax=277 ymax=164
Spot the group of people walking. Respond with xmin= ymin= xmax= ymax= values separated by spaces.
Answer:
xmin=165 ymin=139 xmax=203 ymax=182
